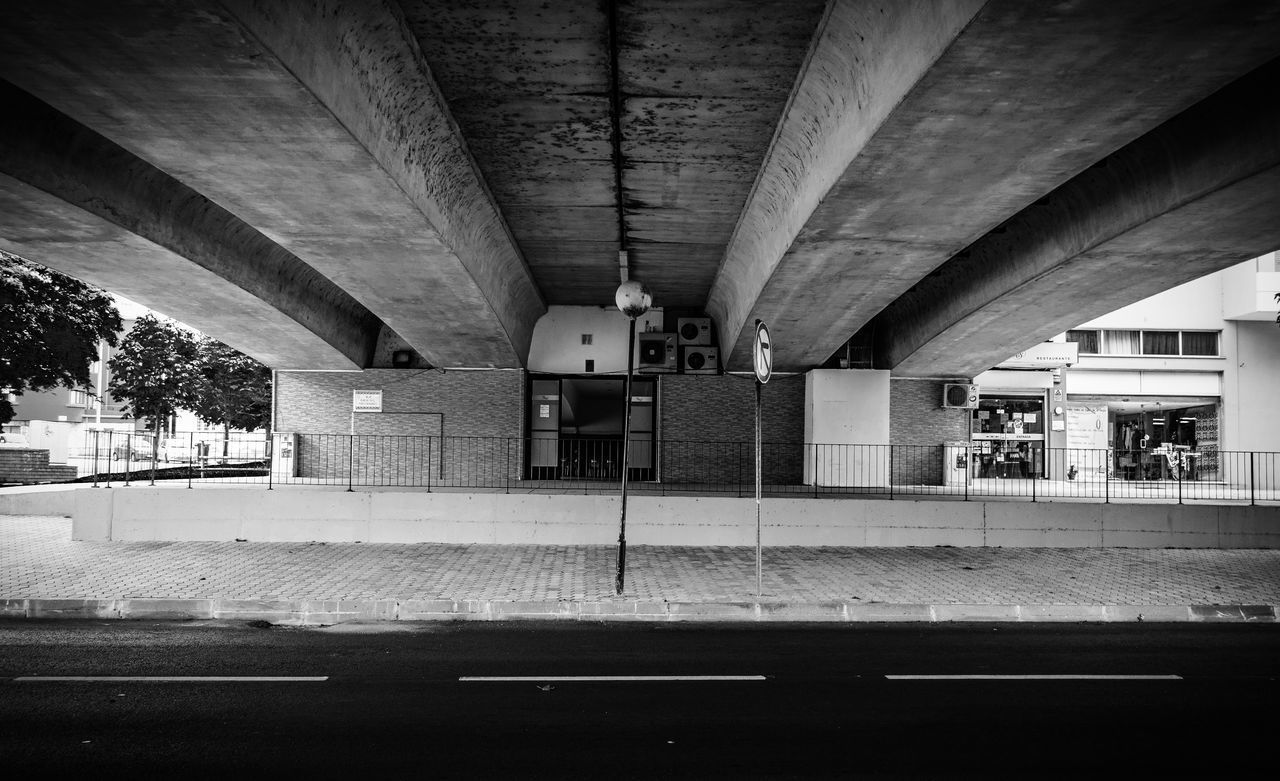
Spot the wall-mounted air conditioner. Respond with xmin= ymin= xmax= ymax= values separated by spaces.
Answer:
xmin=942 ymin=383 xmax=979 ymax=409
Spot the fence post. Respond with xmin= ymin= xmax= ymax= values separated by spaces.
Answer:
xmin=813 ymin=443 xmax=819 ymax=498
xmin=964 ymin=445 xmax=969 ymax=502
xmin=1250 ymin=451 xmax=1255 ymax=507
xmin=187 ymin=431 xmax=193 ymax=489
xmin=92 ymin=431 xmax=100 ymax=488
xmin=426 ymin=436 xmax=433 ymax=493
xmin=267 ymin=434 xmax=273 ymax=490
xmin=105 ymin=431 xmax=114 ymax=488
xmin=506 ymin=437 xmax=511 ymax=494
xmin=123 ymin=433 xmax=131 ymax=487
xmin=347 ymin=434 xmax=354 ymax=492
xmin=1105 ymin=449 xmax=1110 ymax=504
xmin=1031 ymin=459 xmax=1037 ymax=503
xmin=1177 ymin=456 xmax=1182 ymax=505
xmin=889 ymin=445 xmax=895 ymax=500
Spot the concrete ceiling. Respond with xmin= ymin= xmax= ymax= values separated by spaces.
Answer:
xmin=1 ymin=1 xmax=1278 ymax=375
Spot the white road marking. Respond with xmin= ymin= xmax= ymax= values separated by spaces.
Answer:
xmin=885 ymin=674 xmax=1182 ymax=680
xmin=459 ymin=675 xmax=767 ymax=682
xmin=13 ymin=670 xmax=330 ymax=676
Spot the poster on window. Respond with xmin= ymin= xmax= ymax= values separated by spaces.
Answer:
xmin=1065 ymin=404 xmax=1107 ymax=450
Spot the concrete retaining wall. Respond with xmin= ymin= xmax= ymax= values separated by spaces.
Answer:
xmin=0 ymin=485 xmax=77 ymax=517
xmin=71 ymin=487 xmax=1280 ymax=548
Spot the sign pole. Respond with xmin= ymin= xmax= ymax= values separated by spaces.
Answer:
xmin=755 ymin=377 xmax=762 ymax=598
xmin=751 ymin=320 xmax=771 ymax=600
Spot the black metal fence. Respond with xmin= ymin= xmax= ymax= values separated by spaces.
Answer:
xmin=74 ymin=430 xmax=1280 ymax=505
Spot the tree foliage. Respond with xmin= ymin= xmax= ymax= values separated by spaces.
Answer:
xmin=190 ymin=336 xmax=271 ymax=433
xmin=0 ymin=252 xmax=122 ymax=424
xmin=107 ymin=314 xmax=199 ymax=432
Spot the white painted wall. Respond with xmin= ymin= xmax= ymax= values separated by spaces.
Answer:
xmin=1222 ymin=252 xmax=1279 ymax=321
xmin=1222 ymin=320 xmax=1280 ymax=456
xmin=1075 ymin=270 xmax=1224 ymax=330
xmin=803 ymin=370 xmax=890 ymax=486
xmin=527 ymin=306 xmax=665 ymax=375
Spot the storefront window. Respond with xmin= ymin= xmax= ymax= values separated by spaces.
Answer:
xmin=1111 ymin=402 xmax=1218 ymax=481
xmin=970 ymin=394 xmax=1046 ymax=479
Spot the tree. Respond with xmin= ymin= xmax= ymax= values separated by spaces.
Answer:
xmin=190 ymin=336 xmax=271 ymax=457
xmin=0 ymin=252 xmax=122 ymax=424
xmin=107 ymin=314 xmax=199 ymax=439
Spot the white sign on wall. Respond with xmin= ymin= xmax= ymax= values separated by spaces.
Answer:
xmin=998 ymin=342 xmax=1079 ymax=369
xmin=352 ymin=390 xmax=383 ymax=413
xmin=1064 ymin=403 xmax=1108 ymax=450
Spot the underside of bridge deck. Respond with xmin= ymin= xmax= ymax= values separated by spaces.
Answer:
xmin=2 ymin=1 xmax=1278 ymax=375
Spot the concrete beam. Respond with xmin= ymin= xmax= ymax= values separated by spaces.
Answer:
xmin=706 ymin=0 xmax=983 ymax=369
xmin=710 ymin=0 xmax=1280 ymax=372
xmin=0 ymin=82 xmax=379 ymax=370
xmin=1 ymin=0 xmax=545 ymax=368
xmin=879 ymin=57 xmax=1280 ymax=377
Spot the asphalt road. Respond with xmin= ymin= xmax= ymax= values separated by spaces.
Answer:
xmin=1 ymin=620 xmax=1276 ymax=778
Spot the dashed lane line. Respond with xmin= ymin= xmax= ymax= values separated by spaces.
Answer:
xmin=885 ymin=674 xmax=1182 ymax=680
xmin=12 ymin=670 xmax=330 ymax=676
xmin=459 ymin=675 xmax=767 ymax=682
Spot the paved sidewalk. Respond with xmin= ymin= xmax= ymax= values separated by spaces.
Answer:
xmin=2 ymin=515 xmax=1278 ymax=624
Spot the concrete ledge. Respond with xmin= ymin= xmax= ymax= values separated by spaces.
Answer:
xmin=932 ymin=604 xmax=1021 ymax=622
xmin=846 ymin=603 xmax=933 ymax=622
xmin=67 ymin=487 xmax=1280 ymax=548
xmin=9 ymin=599 xmax=1271 ymax=624
xmin=0 ymin=485 xmax=79 ymax=517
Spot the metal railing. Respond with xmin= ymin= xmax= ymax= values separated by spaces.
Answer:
xmin=70 ymin=431 xmax=1280 ymax=505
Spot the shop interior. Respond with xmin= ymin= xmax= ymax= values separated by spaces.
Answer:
xmin=1110 ymin=401 xmax=1216 ymax=481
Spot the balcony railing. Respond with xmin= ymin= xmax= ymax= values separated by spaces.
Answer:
xmin=71 ymin=430 xmax=1280 ymax=506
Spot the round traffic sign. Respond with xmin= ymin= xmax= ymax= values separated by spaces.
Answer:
xmin=753 ymin=320 xmax=772 ymax=384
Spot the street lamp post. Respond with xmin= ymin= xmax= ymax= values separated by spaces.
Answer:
xmin=614 ymin=280 xmax=652 ymax=596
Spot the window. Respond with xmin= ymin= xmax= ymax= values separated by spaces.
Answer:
xmin=1080 ymin=329 xmax=1221 ymax=357
xmin=1102 ymin=330 xmax=1141 ymax=355
xmin=68 ymin=389 xmax=88 ymax=407
xmin=1142 ymin=331 xmax=1179 ymax=355
xmin=1066 ymin=330 xmax=1099 ymax=354
xmin=1181 ymin=331 xmax=1218 ymax=356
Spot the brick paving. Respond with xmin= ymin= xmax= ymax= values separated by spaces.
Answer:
xmin=3 ymin=515 xmax=1278 ymax=607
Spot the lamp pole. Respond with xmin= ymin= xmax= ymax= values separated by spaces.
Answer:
xmin=614 ymin=280 xmax=652 ymax=596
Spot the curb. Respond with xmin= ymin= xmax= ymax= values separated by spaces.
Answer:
xmin=2 ymin=598 xmax=1276 ymax=625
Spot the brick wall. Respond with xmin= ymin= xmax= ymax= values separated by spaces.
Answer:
xmin=0 ymin=448 xmax=77 ymax=485
xmin=276 ymin=369 xmax=524 ymax=484
xmin=890 ymin=378 xmax=971 ymax=485
xmin=659 ymin=373 xmax=806 ymax=485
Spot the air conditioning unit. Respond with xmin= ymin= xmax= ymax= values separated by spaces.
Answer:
xmin=637 ymin=333 xmax=676 ymax=372
xmin=942 ymin=383 xmax=979 ymax=409
xmin=681 ymin=346 xmax=719 ymax=374
xmin=676 ymin=317 xmax=712 ymax=346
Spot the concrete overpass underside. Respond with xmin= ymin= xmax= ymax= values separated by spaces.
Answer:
xmin=2 ymin=0 xmax=1278 ymax=376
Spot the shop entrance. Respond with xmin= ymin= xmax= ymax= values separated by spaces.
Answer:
xmin=970 ymin=394 xmax=1046 ymax=478
xmin=528 ymin=377 xmax=655 ymax=481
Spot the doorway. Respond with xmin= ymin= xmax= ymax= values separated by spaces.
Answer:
xmin=528 ymin=376 xmax=655 ymax=481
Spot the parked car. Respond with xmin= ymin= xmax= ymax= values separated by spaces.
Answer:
xmin=158 ymin=437 xmax=200 ymax=463
xmin=111 ymin=435 xmax=154 ymax=461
